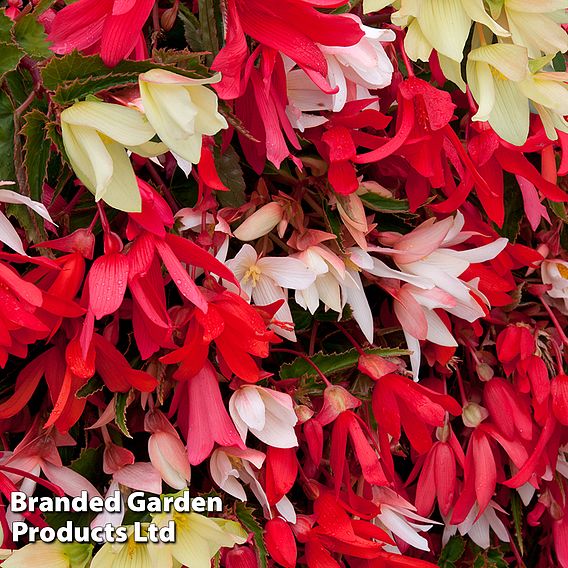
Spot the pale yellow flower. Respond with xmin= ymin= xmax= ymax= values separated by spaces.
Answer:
xmin=2 ymin=542 xmax=92 ymax=568
xmin=466 ymin=43 xmax=530 ymax=145
xmin=139 ymin=69 xmax=228 ymax=165
xmin=61 ymin=101 xmax=165 ymax=212
xmin=149 ymin=511 xmax=246 ymax=568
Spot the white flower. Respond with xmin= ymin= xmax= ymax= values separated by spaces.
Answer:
xmin=443 ymin=501 xmax=510 ymax=550
xmin=285 ymin=15 xmax=395 ymax=129
xmin=542 ymin=259 xmax=568 ymax=314
xmin=360 ymin=213 xmax=507 ymax=377
xmin=229 ymin=385 xmax=298 ymax=448
xmin=320 ymin=14 xmax=395 ymax=111
xmin=294 ymin=245 xmax=347 ymax=315
xmin=373 ymin=487 xmax=438 ymax=552
xmin=0 ymin=182 xmax=55 ymax=256
xmin=209 ymin=446 xmax=296 ymax=522
xmin=226 ymin=244 xmax=316 ymax=341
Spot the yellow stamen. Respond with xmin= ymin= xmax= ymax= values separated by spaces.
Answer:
xmin=243 ymin=265 xmax=262 ymax=287
xmin=558 ymin=264 xmax=568 ymax=279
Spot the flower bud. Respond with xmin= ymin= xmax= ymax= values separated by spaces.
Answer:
xmin=462 ymin=402 xmax=489 ymax=428
xmin=265 ymin=518 xmax=297 ymax=568
xmin=358 ymin=353 xmax=399 ymax=381
xmin=225 ymin=546 xmax=258 ymax=568
xmin=233 ymin=202 xmax=284 ymax=241
xmin=316 ymin=385 xmax=361 ymax=426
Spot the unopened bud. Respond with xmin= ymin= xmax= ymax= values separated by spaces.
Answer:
xmin=462 ymin=402 xmax=489 ymax=428
xmin=476 ymin=363 xmax=494 ymax=382
xmin=316 ymin=385 xmax=361 ymax=426
xmin=358 ymin=353 xmax=398 ymax=381
xmin=233 ymin=202 xmax=284 ymax=241
xmin=225 ymin=546 xmax=258 ymax=568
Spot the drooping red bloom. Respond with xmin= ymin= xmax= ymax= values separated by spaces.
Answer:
xmin=161 ymin=288 xmax=280 ymax=383
xmin=414 ymin=431 xmax=465 ymax=517
xmin=170 ymin=361 xmax=245 ymax=465
xmin=48 ymin=0 xmax=154 ymax=67
xmin=265 ymin=518 xmax=297 ymax=568
xmin=371 ymin=374 xmax=462 ymax=454
xmin=212 ymin=0 xmax=364 ymax=99
xmin=296 ymin=492 xmax=394 ymax=567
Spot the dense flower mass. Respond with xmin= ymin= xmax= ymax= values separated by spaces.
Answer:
xmin=0 ymin=1 xmax=568 ymax=567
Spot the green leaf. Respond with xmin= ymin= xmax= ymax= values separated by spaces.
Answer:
xmin=115 ymin=392 xmax=132 ymax=438
xmin=236 ymin=503 xmax=267 ymax=568
xmin=178 ymin=4 xmax=204 ymax=51
xmin=553 ymin=51 xmax=567 ymax=72
xmin=0 ymin=89 xmax=15 ymax=180
xmin=0 ymin=41 xmax=25 ymax=76
xmin=495 ymin=180 xmax=523 ymax=242
xmin=323 ymin=200 xmax=345 ymax=252
xmin=0 ymin=11 xmax=13 ymax=43
xmin=13 ymin=13 xmax=52 ymax=58
xmin=548 ymin=199 xmax=568 ymax=223
xmin=76 ymin=375 xmax=105 ymax=398
xmin=280 ymin=347 xmax=410 ymax=380
xmin=21 ymin=109 xmax=51 ymax=201
xmin=438 ymin=536 xmax=466 ymax=567
xmin=215 ymin=146 xmax=246 ymax=207
xmin=42 ymin=51 xmax=209 ymax=95
xmin=198 ymin=0 xmax=220 ymax=61
xmin=52 ymin=72 xmax=141 ymax=105
xmin=33 ymin=0 xmax=57 ymax=16
xmin=361 ymin=193 xmax=410 ymax=212
xmin=511 ymin=492 xmax=524 ymax=556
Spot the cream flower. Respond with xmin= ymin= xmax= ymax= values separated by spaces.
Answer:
xmin=3 ymin=542 xmax=92 ymax=568
xmin=466 ymin=43 xmax=530 ymax=145
xmin=391 ymin=0 xmax=509 ymax=63
xmin=149 ymin=511 xmax=246 ymax=568
xmin=139 ymin=69 xmax=228 ymax=164
xmin=61 ymin=101 xmax=164 ymax=212
xmin=501 ymin=0 xmax=568 ymax=58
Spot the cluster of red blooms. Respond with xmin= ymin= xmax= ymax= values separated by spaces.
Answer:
xmin=1 ymin=0 xmax=568 ymax=567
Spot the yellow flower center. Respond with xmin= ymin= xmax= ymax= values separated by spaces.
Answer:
xmin=558 ymin=264 xmax=568 ymax=279
xmin=243 ymin=265 xmax=262 ymax=287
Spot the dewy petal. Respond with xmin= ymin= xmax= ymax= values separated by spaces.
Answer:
xmin=258 ymin=256 xmax=316 ymax=290
xmin=418 ymin=0 xmax=472 ymax=62
xmin=234 ymin=387 xmax=266 ymax=431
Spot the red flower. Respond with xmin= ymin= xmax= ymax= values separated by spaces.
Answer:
xmin=371 ymin=374 xmax=462 ymax=454
xmin=48 ymin=0 xmax=154 ymax=67
xmin=161 ymin=288 xmax=280 ymax=383
xmin=212 ymin=0 xmax=364 ymax=99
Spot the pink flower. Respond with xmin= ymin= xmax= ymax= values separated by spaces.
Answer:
xmin=145 ymin=409 xmax=191 ymax=490
xmin=172 ymin=361 xmax=245 ymax=465
xmin=48 ymin=0 xmax=155 ymax=67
